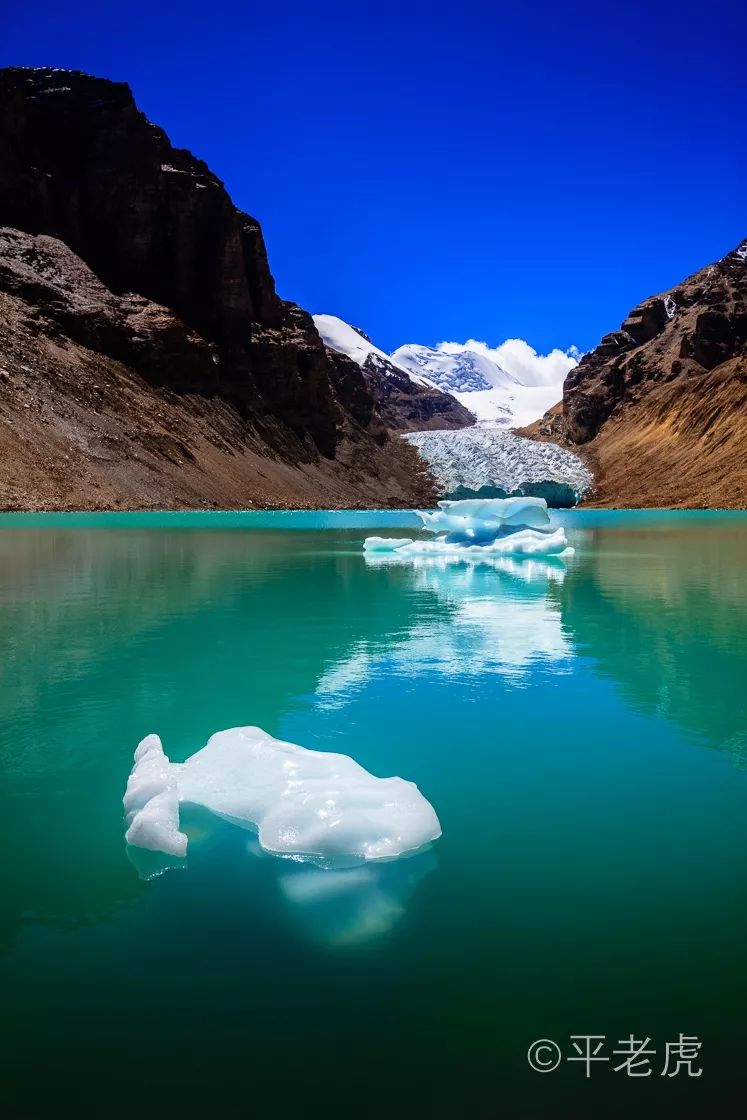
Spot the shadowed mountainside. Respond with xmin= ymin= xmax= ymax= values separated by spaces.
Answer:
xmin=0 ymin=67 xmax=435 ymax=510
xmin=355 ymin=349 xmax=475 ymax=432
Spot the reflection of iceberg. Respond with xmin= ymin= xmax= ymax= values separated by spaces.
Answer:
xmin=363 ymin=497 xmax=573 ymax=560
xmin=317 ymin=557 xmax=572 ymax=708
xmin=278 ymin=853 xmax=435 ymax=946
xmin=124 ymin=726 xmax=441 ymax=867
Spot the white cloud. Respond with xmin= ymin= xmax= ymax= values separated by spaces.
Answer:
xmin=436 ymin=337 xmax=580 ymax=388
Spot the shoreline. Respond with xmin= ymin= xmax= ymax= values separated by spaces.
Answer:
xmin=1 ymin=504 xmax=746 ymax=519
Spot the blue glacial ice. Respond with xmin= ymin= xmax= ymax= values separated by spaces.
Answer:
xmin=124 ymin=725 xmax=441 ymax=866
xmin=363 ymin=497 xmax=573 ymax=559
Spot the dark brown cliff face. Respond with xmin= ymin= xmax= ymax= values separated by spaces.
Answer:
xmin=0 ymin=67 xmax=436 ymax=509
xmin=1 ymin=72 xmax=273 ymax=381
xmin=0 ymin=228 xmax=435 ymax=510
xmin=521 ymin=243 xmax=747 ymax=508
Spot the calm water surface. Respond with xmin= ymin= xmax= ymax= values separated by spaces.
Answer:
xmin=1 ymin=510 xmax=746 ymax=1118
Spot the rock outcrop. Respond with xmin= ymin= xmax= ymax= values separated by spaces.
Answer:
xmin=522 ymin=242 xmax=747 ymax=507
xmin=0 ymin=67 xmax=435 ymax=509
xmin=357 ymin=351 xmax=475 ymax=431
xmin=312 ymin=315 xmax=474 ymax=431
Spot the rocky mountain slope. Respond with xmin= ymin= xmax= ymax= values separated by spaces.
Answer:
xmin=313 ymin=316 xmax=474 ymax=431
xmin=522 ymin=242 xmax=747 ymax=507
xmin=0 ymin=67 xmax=435 ymax=510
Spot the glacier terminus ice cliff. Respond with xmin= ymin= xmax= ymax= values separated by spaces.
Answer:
xmin=363 ymin=497 xmax=573 ymax=560
xmin=404 ymin=427 xmax=592 ymax=507
xmin=124 ymin=726 xmax=441 ymax=867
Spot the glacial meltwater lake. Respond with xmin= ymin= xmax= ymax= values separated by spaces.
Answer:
xmin=1 ymin=510 xmax=746 ymax=1118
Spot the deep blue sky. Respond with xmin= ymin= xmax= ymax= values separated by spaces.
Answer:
xmin=2 ymin=0 xmax=744 ymax=353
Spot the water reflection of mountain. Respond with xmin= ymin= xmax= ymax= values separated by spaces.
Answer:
xmin=556 ymin=521 xmax=747 ymax=762
xmin=0 ymin=528 xmax=444 ymax=754
xmin=317 ymin=555 xmax=572 ymax=707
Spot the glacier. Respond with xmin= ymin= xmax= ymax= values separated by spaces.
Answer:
xmin=452 ymin=383 xmax=568 ymax=428
xmin=124 ymin=725 xmax=441 ymax=867
xmin=403 ymin=426 xmax=592 ymax=506
xmin=363 ymin=497 xmax=573 ymax=560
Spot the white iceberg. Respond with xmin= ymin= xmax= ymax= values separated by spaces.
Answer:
xmin=123 ymin=726 xmax=441 ymax=867
xmin=123 ymin=734 xmax=188 ymax=857
xmin=363 ymin=497 xmax=573 ymax=560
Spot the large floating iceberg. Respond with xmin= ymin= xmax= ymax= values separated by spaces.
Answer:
xmin=124 ymin=726 xmax=441 ymax=867
xmin=363 ymin=497 xmax=573 ymax=560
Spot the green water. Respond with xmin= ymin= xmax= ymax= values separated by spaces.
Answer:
xmin=1 ymin=511 xmax=746 ymax=1118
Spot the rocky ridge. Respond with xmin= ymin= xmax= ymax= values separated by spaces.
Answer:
xmin=313 ymin=315 xmax=474 ymax=431
xmin=0 ymin=67 xmax=435 ymax=509
xmin=522 ymin=242 xmax=747 ymax=507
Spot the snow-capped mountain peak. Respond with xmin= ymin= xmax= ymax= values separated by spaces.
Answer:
xmin=391 ymin=343 xmax=517 ymax=394
xmin=312 ymin=314 xmax=475 ymax=431
xmin=313 ymin=315 xmax=434 ymax=386
xmin=392 ymin=338 xmax=579 ymax=428
xmin=314 ymin=314 xmax=579 ymax=430
xmin=314 ymin=314 xmax=385 ymax=367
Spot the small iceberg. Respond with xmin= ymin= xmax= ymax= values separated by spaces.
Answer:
xmin=363 ymin=497 xmax=573 ymax=559
xmin=124 ymin=726 xmax=441 ymax=867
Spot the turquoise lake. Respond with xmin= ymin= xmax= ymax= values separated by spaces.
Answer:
xmin=1 ymin=510 xmax=746 ymax=1118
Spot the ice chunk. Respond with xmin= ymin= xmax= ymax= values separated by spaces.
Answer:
xmin=396 ymin=526 xmax=570 ymax=558
xmin=123 ymin=734 xmax=188 ymax=857
xmin=363 ymin=497 xmax=573 ymax=559
xmin=361 ymin=537 xmax=414 ymax=552
xmin=419 ymin=496 xmax=551 ymax=539
xmin=124 ymin=788 xmax=187 ymax=858
xmin=124 ymin=727 xmax=441 ymax=867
